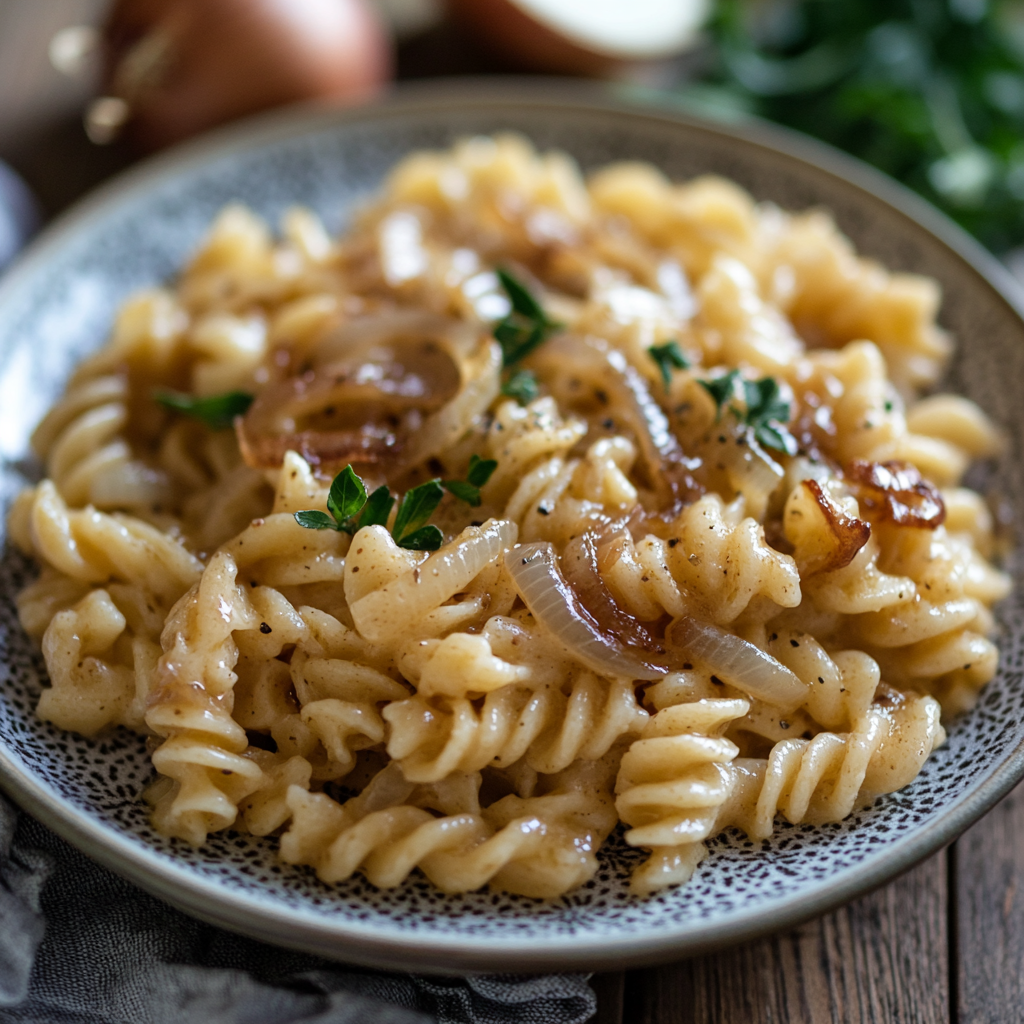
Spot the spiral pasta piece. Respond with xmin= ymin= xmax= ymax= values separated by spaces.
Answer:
xmin=8 ymin=135 xmax=1008 ymax=903
xmin=145 ymin=552 xmax=264 ymax=845
xmin=282 ymin=755 xmax=618 ymax=898
xmin=745 ymin=690 xmax=944 ymax=840
xmin=616 ymin=693 xmax=750 ymax=894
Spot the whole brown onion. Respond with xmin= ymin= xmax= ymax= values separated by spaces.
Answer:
xmin=100 ymin=0 xmax=391 ymax=150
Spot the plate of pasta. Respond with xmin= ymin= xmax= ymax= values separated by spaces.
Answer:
xmin=1 ymin=81 xmax=1023 ymax=973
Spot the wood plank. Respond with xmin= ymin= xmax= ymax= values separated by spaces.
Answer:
xmin=623 ymin=852 xmax=949 ymax=1024
xmin=955 ymin=778 xmax=1024 ymax=1023
xmin=589 ymin=971 xmax=624 ymax=1024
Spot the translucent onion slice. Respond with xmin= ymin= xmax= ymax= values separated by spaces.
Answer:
xmin=350 ymin=518 xmax=519 ymax=642
xmin=530 ymin=334 xmax=701 ymax=505
xmin=666 ymin=616 xmax=807 ymax=712
xmin=561 ymin=530 xmax=663 ymax=654
xmin=238 ymin=311 xmax=500 ymax=476
xmin=393 ymin=335 xmax=501 ymax=474
xmin=505 ymin=541 xmax=668 ymax=680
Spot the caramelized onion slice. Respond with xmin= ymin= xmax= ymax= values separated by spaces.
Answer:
xmin=238 ymin=311 xmax=500 ymax=475
xmin=667 ymin=617 xmax=807 ymax=712
xmin=505 ymin=542 xmax=668 ymax=680
xmin=529 ymin=334 xmax=702 ymax=505
xmin=846 ymin=460 xmax=945 ymax=529
xmin=801 ymin=479 xmax=871 ymax=573
xmin=561 ymin=530 xmax=664 ymax=653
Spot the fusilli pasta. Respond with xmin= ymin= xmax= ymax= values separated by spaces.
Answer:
xmin=10 ymin=134 xmax=1010 ymax=900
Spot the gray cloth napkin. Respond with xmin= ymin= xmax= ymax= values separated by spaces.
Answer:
xmin=0 ymin=795 xmax=596 ymax=1024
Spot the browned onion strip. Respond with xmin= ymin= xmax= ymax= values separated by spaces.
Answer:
xmin=393 ymin=337 xmax=501 ymax=474
xmin=846 ymin=460 xmax=946 ymax=529
xmin=529 ymin=334 xmax=702 ymax=505
xmin=505 ymin=542 xmax=668 ymax=680
xmin=237 ymin=423 xmax=397 ymax=470
xmin=237 ymin=311 xmax=500 ymax=475
xmin=562 ymin=531 xmax=664 ymax=654
xmin=801 ymin=479 xmax=871 ymax=572
xmin=666 ymin=616 xmax=807 ymax=712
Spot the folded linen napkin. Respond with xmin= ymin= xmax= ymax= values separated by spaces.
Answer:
xmin=0 ymin=795 xmax=596 ymax=1024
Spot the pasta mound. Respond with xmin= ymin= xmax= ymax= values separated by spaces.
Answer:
xmin=10 ymin=134 xmax=1010 ymax=899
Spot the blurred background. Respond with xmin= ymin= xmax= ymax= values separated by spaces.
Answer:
xmin=3 ymin=0 xmax=1024 ymax=272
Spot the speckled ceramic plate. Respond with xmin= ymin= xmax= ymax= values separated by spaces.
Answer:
xmin=1 ymin=80 xmax=1023 ymax=974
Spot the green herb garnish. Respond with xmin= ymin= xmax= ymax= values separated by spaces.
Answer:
xmin=155 ymin=389 xmax=254 ymax=430
xmin=742 ymin=377 xmax=798 ymax=455
xmin=295 ymin=458 xmax=500 ymax=549
xmin=442 ymin=454 xmax=498 ymax=508
xmin=392 ymin=479 xmax=445 ymax=546
xmin=294 ymin=465 xmax=367 ymax=534
xmin=698 ymin=371 xmax=797 ymax=455
xmin=494 ymin=268 xmax=562 ymax=366
xmin=357 ymin=485 xmax=395 ymax=530
xmin=648 ymin=341 xmax=691 ymax=390
xmin=501 ymin=368 xmax=540 ymax=405
xmin=326 ymin=465 xmax=367 ymax=531
xmin=698 ymin=369 xmax=742 ymax=418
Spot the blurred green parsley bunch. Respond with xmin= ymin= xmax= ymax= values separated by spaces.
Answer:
xmin=697 ymin=0 xmax=1024 ymax=252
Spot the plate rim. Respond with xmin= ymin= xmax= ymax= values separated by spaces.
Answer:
xmin=2 ymin=77 xmax=1024 ymax=974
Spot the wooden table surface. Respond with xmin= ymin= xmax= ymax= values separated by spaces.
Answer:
xmin=588 ymin=778 xmax=1024 ymax=1024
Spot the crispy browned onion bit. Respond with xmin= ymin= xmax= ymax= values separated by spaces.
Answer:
xmin=801 ymin=479 xmax=872 ymax=572
xmin=846 ymin=459 xmax=946 ymax=529
xmin=237 ymin=311 xmax=501 ymax=476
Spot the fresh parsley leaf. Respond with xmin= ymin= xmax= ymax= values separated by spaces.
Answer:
xmin=397 ymin=524 xmax=444 ymax=551
xmin=698 ymin=370 xmax=742 ymax=419
xmin=357 ymin=485 xmax=394 ymax=529
xmin=441 ymin=454 xmax=498 ymax=508
xmin=495 ymin=318 xmax=547 ymax=366
xmin=393 ymin=479 xmax=444 ymax=544
xmin=493 ymin=269 xmax=561 ymax=366
xmin=327 ymin=465 xmax=367 ymax=527
xmin=501 ymin=368 xmax=539 ymax=405
xmin=442 ymin=480 xmax=482 ymax=507
xmin=155 ymin=389 xmax=253 ymax=430
xmin=743 ymin=377 xmax=789 ymax=426
xmin=293 ymin=510 xmax=337 ymax=530
xmin=753 ymin=423 xmax=798 ymax=455
xmin=497 ymin=268 xmax=546 ymax=322
xmin=466 ymin=454 xmax=498 ymax=488
xmin=648 ymin=341 xmax=690 ymax=390
xmin=743 ymin=377 xmax=798 ymax=455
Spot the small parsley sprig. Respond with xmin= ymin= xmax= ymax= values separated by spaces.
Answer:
xmin=293 ymin=466 xmax=394 ymax=535
xmin=295 ymin=457 xmax=499 ymax=550
xmin=501 ymin=368 xmax=539 ymax=405
xmin=698 ymin=371 xmax=797 ymax=455
xmin=155 ymin=389 xmax=254 ymax=430
xmin=442 ymin=453 xmax=497 ymax=507
xmin=494 ymin=268 xmax=562 ymax=369
xmin=742 ymin=377 xmax=797 ymax=456
xmin=648 ymin=341 xmax=690 ymax=391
